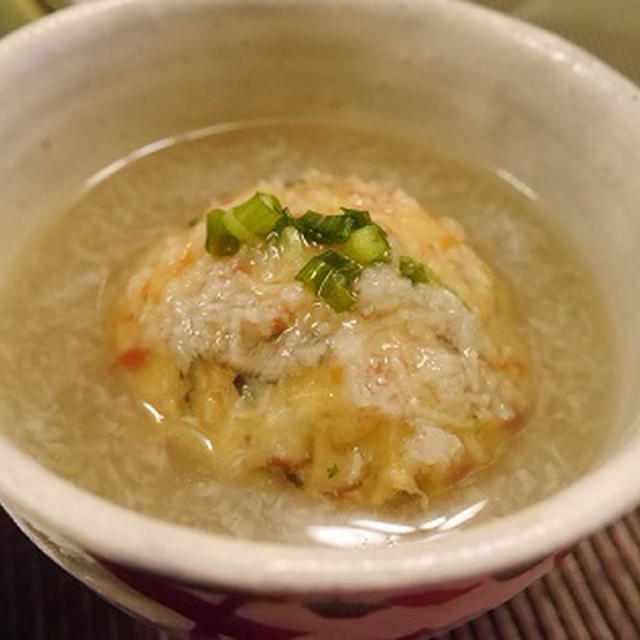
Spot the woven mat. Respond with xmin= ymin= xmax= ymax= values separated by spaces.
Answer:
xmin=1 ymin=1 xmax=640 ymax=638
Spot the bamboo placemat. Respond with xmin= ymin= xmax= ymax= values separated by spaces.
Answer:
xmin=1 ymin=1 xmax=640 ymax=638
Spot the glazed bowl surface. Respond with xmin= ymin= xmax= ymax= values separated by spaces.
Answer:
xmin=0 ymin=1 xmax=640 ymax=637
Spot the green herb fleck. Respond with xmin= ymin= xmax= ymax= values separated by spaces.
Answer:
xmin=327 ymin=463 xmax=339 ymax=478
xmin=398 ymin=256 xmax=467 ymax=306
xmin=398 ymin=256 xmax=433 ymax=285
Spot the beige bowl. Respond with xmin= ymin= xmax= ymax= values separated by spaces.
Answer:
xmin=0 ymin=1 xmax=639 ymax=637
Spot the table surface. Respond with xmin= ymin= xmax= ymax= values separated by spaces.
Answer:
xmin=2 ymin=1 xmax=640 ymax=638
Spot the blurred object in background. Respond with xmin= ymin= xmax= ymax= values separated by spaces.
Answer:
xmin=0 ymin=0 xmax=44 ymax=35
xmin=41 ymin=0 xmax=81 ymax=7
xmin=469 ymin=0 xmax=640 ymax=85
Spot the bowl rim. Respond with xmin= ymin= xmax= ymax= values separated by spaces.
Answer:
xmin=1 ymin=0 xmax=639 ymax=595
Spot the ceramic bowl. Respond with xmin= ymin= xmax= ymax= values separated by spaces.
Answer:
xmin=1 ymin=1 xmax=639 ymax=637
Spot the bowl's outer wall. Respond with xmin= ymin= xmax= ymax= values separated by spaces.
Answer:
xmin=1 ymin=0 xmax=640 ymax=636
xmin=7 ymin=502 xmax=558 ymax=639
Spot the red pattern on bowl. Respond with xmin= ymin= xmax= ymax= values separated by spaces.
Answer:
xmin=98 ymin=555 xmax=556 ymax=638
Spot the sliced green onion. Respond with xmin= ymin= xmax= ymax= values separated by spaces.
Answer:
xmin=204 ymin=194 xmax=394 ymax=298
xmin=321 ymin=249 xmax=362 ymax=282
xmin=296 ymin=252 xmax=335 ymax=290
xmin=278 ymin=225 xmax=304 ymax=262
xmin=205 ymin=209 xmax=240 ymax=256
xmin=294 ymin=211 xmax=355 ymax=244
xmin=294 ymin=208 xmax=375 ymax=245
xmin=271 ymin=207 xmax=295 ymax=237
xmin=296 ymin=250 xmax=362 ymax=311
xmin=342 ymin=224 xmax=391 ymax=264
xmin=234 ymin=192 xmax=283 ymax=236
xmin=340 ymin=207 xmax=372 ymax=229
xmin=222 ymin=192 xmax=284 ymax=243
xmin=321 ymin=271 xmax=358 ymax=311
xmin=222 ymin=208 xmax=256 ymax=243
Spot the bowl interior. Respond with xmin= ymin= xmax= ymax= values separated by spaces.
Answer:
xmin=0 ymin=0 xmax=639 ymax=592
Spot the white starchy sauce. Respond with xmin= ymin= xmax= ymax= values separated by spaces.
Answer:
xmin=0 ymin=122 xmax=614 ymax=545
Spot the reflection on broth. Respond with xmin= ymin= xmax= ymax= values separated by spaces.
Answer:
xmin=0 ymin=122 xmax=614 ymax=546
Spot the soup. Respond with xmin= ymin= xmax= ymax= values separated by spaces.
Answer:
xmin=0 ymin=122 xmax=613 ymax=546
